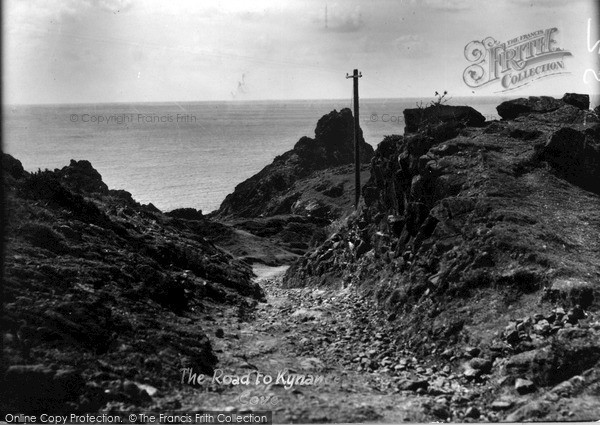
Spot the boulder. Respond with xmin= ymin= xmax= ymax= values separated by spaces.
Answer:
xmin=403 ymin=104 xmax=485 ymax=133
xmin=397 ymin=378 xmax=429 ymax=391
xmin=562 ymin=93 xmax=590 ymax=110
xmin=292 ymin=199 xmax=331 ymax=219
xmin=505 ymin=328 xmax=600 ymax=385
xmin=465 ymin=346 xmax=481 ymax=357
xmin=515 ymin=378 xmax=536 ymax=394
xmin=122 ymin=380 xmax=152 ymax=403
xmin=497 ymin=96 xmax=563 ymax=120
xmin=464 ymin=406 xmax=480 ymax=419
xmin=533 ymin=319 xmax=551 ymax=335
xmin=468 ymin=357 xmax=493 ymax=374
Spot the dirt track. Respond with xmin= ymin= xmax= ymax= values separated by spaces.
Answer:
xmin=174 ymin=265 xmax=475 ymax=423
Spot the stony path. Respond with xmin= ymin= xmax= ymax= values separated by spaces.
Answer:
xmin=175 ymin=265 xmax=486 ymax=423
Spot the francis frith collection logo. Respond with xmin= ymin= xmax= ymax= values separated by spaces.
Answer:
xmin=463 ymin=28 xmax=572 ymax=91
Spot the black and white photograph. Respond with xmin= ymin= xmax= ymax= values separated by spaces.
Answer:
xmin=2 ymin=0 xmax=600 ymax=422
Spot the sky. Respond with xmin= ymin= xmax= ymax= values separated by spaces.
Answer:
xmin=3 ymin=0 xmax=599 ymax=104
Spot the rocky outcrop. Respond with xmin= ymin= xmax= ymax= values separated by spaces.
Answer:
xmin=1 ymin=155 xmax=262 ymax=413
xmin=283 ymin=94 xmax=600 ymax=420
xmin=2 ymin=153 xmax=26 ymax=179
xmin=497 ymin=96 xmax=564 ymax=119
xmin=166 ymin=207 xmax=204 ymax=220
xmin=55 ymin=159 xmax=109 ymax=194
xmin=496 ymin=95 xmax=595 ymax=121
xmin=403 ymin=104 xmax=486 ymax=133
xmin=535 ymin=126 xmax=600 ymax=194
xmin=562 ymin=93 xmax=590 ymax=110
xmin=207 ymin=108 xmax=375 ymax=261
xmin=214 ymin=108 xmax=374 ymax=218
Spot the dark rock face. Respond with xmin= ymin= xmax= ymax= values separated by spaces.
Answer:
xmin=284 ymin=94 xmax=600 ymax=401
xmin=2 ymin=155 xmax=261 ymax=413
xmin=403 ymin=104 xmax=486 ymax=133
xmin=215 ymin=108 xmax=374 ymax=218
xmin=2 ymin=153 xmax=26 ymax=179
xmin=56 ymin=159 xmax=109 ymax=194
xmin=504 ymin=327 xmax=600 ymax=386
xmin=562 ymin=93 xmax=590 ymax=110
xmin=536 ymin=126 xmax=600 ymax=194
xmin=280 ymin=94 xmax=600 ymax=421
xmin=496 ymin=96 xmax=565 ymax=120
xmin=311 ymin=108 xmax=373 ymax=167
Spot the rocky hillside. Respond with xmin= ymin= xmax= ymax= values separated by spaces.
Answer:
xmin=1 ymin=156 xmax=263 ymax=414
xmin=208 ymin=108 xmax=374 ymax=262
xmin=214 ymin=108 xmax=374 ymax=219
xmin=284 ymin=94 xmax=600 ymax=420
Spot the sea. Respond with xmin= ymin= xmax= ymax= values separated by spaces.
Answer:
xmin=4 ymin=97 xmax=506 ymax=213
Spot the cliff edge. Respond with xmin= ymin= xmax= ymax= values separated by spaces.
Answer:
xmin=1 ymin=156 xmax=262 ymax=414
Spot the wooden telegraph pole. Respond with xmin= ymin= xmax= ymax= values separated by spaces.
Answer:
xmin=346 ymin=69 xmax=362 ymax=209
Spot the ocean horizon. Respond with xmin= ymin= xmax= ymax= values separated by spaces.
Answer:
xmin=1 ymin=95 xmax=573 ymax=213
